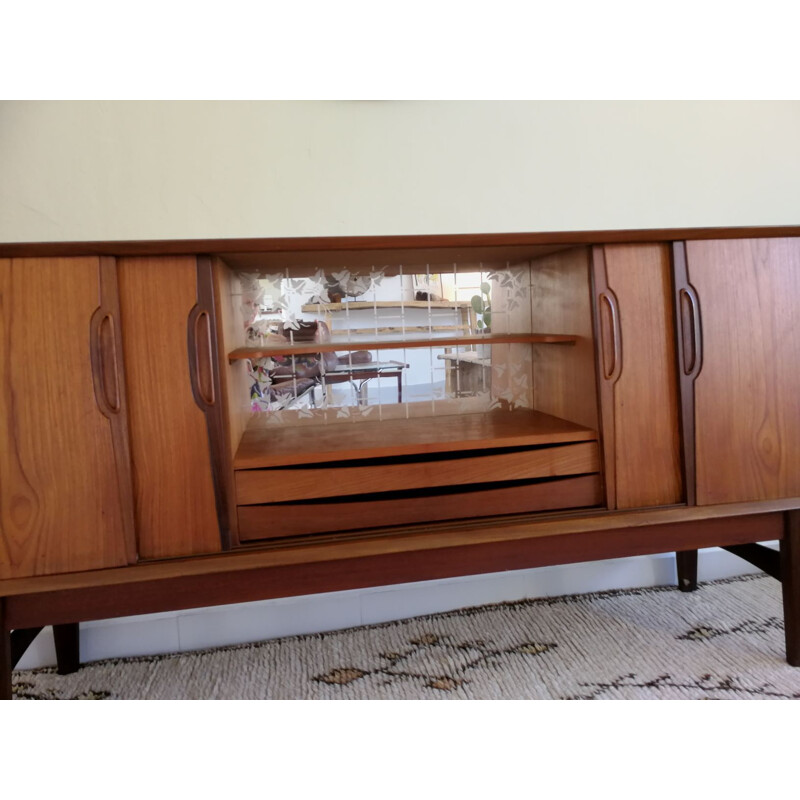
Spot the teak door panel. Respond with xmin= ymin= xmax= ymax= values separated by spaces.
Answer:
xmin=680 ymin=238 xmax=800 ymax=505
xmin=593 ymin=245 xmax=683 ymax=509
xmin=118 ymin=256 xmax=223 ymax=559
xmin=0 ymin=257 xmax=136 ymax=578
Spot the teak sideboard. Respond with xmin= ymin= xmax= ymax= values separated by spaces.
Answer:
xmin=2 ymin=227 xmax=800 ymax=699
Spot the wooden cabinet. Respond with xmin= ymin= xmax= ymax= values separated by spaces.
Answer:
xmin=3 ymin=230 xmax=800 ymax=698
xmin=675 ymin=238 xmax=800 ymax=505
xmin=0 ymin=239 xmax=794 ymax=542
xmin=593 ymin=244 xmax=683 ymax=509
xmin=0 ymin=257 xmax=136 ymax=578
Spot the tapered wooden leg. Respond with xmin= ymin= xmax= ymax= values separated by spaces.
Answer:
xmin=676 ymin=549 xmax=698 ymax=592
xmin=781 ymin=511 xmax=800 ymax=666
xmin=53 ymin=623 xmax=80 ymax=675
xmin=1 ymin=600 xmax=12 ymax=701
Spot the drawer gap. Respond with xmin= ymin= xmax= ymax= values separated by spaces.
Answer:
xmin=239 ymin=440 xmax=586 ymax=471
xmin=260 ymin=472 xmax=601 ymax=506
xmin=237 ymin=473 xmax=604 ymax=542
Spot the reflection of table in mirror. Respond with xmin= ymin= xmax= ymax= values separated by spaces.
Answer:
xmin=324 ymin=360 xmax=409 ymax=405
xmin=438 ymin=350 xmax=491 ymax=397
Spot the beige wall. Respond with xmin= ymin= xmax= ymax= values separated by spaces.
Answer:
xmin=1 ymin=100 xmax=799 ymax=243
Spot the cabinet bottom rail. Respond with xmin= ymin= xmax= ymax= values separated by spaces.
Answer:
xmin=3 ymin=509 xmax=798 ymax=698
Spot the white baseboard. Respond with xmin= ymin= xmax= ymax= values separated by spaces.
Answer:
xmin=15 ymin=544 xmax=776 ymax=670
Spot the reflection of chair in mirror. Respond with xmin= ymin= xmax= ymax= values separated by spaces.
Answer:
xmin=315 ymin=321 xmax=408 ymax=405
xmin=250 ymin=351 xmax=319 ymax=408
xmin=254 ymin=320 xmax=409 ymax=408
xmin=247 ymin=320 xmax=324 ymax=408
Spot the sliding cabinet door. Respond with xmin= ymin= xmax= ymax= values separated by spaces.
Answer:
xmin=118 ymin=255 xmax=226 ymax=558
xmin=676 ymin=238 xmax=800 ymax=505
xmin=0 ymin=257 xmax=135 ymax=578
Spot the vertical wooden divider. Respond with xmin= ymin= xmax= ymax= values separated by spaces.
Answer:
xmin=96 ymin=257 xmax=138 ymax=564
xmin=591 ymin=246 xmax=618 ymax=510
xmin=193 ymin=257 xmax=233 ymax=549
xmin=671 ymin=242 xmax=698 ymax=506
xmin=211 ymin=257 xmax=252 ymax=547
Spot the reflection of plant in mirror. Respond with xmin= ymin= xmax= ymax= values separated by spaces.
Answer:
xmin=471 ymin=282 xmax=492 ymax=332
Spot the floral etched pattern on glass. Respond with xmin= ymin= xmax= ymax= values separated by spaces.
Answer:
xmin=236 ymin=264 xmax=535 ymax=423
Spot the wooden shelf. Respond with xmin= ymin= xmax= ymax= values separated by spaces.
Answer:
xmin=228 ymin=332 xmax=577 ymax=361
xmin=301 ymin=300 xmax=472 ymax=312
xmin=234 ymin=408 xmax=598 ymax=469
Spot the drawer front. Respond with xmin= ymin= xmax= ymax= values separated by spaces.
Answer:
xmin=238 ymin=474 xmax=603 ymax=541
xmin=235 ymin=441 xmax=600 ymax=506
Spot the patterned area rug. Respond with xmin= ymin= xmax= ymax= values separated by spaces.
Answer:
xmin=12 ymin=573 xmax=800 ymax=699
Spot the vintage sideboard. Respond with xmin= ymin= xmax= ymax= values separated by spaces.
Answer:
xmin=2 ymin=227 xmax=799 ymax=699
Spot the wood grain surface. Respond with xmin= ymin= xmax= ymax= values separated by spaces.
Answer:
xmin=235 ymin=408 xmax=597 ymax=468
xmin=529 ymin=247 xmax=599 ymax=431
xmin=301 ymin=300 xmax=472 ymax=312
xmin=0 ymin=257 xmax=133 ymax=578
xmin=228 ymin=332 xmax=576 ymax=361
xmin=592 ymin=247 xmax=619 ymax=509
xmin=595 ymin=244 xmax=683 ymax=509
xmin=1 ymin=497 xmax=797 ymax=600
xmin=4 ymin=229 xmax=800 ymax=661
xmin=212 ymin=257 xmax=250 ymax=544
xmin=686 ymin=238 xmax=800 ymax=504
xmin=235 ymin=442 xmax=600 ymax=504
xmin=117 ymin=256 xmax=222 ymax=559
xmin=4 ymin=225 xmax=800 ymax=261
xmin=3 ymin=512 xmax=785 ymax=631
xmin=237 ymin=474 xmax=603 ymax=540
xmin=672 ymin=242 xmax=699 ymax=505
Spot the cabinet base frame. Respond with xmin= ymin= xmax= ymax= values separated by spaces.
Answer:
xmin=675 ymin=550 xmax=699 ymax=592
xmin=3 ymin=509 xmax=798 ymax=699
xmin=782 ymin=511 xmax=800 ymax=666
xmin=0 ymin=616 xmax=81 ymax=700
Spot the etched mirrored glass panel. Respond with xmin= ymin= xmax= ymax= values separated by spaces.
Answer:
xmin=228 ymin=262 xmax=538 ymax=426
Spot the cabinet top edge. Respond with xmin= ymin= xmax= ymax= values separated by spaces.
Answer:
xmin=2 ymin=225 xmax=800 ymax=259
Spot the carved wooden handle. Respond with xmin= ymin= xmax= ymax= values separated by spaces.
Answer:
xmin=679 ymin=286 xmax=702 ymax=377
xmin=90 ymin=307 xmax=121 ymax=417
xmin=188 ymin=305 xmax=215 ymax=409
xmin=599 ymin=290 xmax=622 ymax=382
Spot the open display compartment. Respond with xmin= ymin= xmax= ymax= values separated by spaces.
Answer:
xmin=212 ymin=244 xmax=604 ymax=545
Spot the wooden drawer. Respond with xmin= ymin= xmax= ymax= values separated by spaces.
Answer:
xmin=235 ymin=441 xmax=600 ymax=506
xmin=238 ymin=473 xmax=603 ymax=541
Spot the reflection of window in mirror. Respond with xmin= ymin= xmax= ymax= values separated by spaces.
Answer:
xmin=411 ymin=273 xmax=488 ymax=303
xmin=412 ymin=274 xmax=444 ymax=301
xmin=439 ymin=273 xmax=486 ymax=303
xmin=259 ymin=277 xmax=281 ymax=312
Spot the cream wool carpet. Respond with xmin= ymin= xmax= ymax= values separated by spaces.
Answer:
xmin=11 ymin=573 xmax=800 ymax=700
